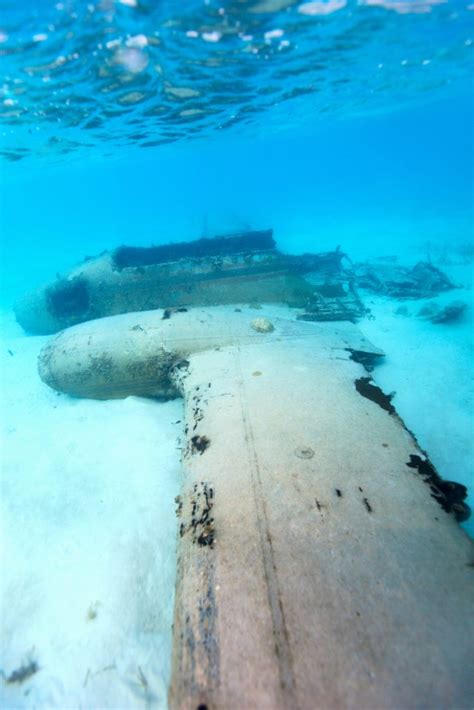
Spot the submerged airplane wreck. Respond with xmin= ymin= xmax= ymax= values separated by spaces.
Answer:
xmin=15 ymin=230 xmax=365 ymax=334
xmin=15 ymin=229 xmax=456 ymax=335
xmin=17 ymin=230 xmax=474 ymax=708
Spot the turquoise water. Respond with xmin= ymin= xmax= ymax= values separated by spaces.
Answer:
xmin=0 ymin=0 xmax=473 ymax=302
xmin=0 ymin=1 xmax=473 ymax=705
xmin=0 ymin=0 xmax=474 ymax=304
xmin=1 ymin=92 xmax=473 ymax=303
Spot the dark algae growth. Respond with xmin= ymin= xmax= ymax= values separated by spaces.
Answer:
xmin=113 ymin=231 xmax=275 ymax=269
xmin=406 ymin=455 xmax=471 ymax=523
xmin=177 ymin=482 xmax=215 ymax=548
xmin=190 ymin=435 xmax=211 ymax=456
xmin=354 ymin=376 xmax=396 ymax=415
xmin=354 ymin=377 xmax=471 ymax=522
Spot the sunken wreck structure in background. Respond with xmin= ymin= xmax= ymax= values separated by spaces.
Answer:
xmin=14 ymin=229 xmax=456 ymax=335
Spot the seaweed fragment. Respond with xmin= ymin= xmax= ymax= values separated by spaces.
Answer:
xmin=4 ymin=659 xmax=39 ymax=685
xmin=354 ymin=260 xmax=454 ymax=298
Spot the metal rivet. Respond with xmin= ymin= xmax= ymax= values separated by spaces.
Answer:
xmin=294 ymin=446 xmax=314 ymax=459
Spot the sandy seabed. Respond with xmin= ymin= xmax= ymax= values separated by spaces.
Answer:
xmin=0 ymin=313 xmax=182 ymax=709
xmin=0 ymin=263 xmax=472 ymax=708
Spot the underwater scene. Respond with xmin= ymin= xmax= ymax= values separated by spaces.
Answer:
xmin=0 ymin=0 xmax=473 ymax=708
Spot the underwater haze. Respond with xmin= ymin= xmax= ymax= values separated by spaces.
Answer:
xmin=0 ymin=0 xmax=473 ymax=708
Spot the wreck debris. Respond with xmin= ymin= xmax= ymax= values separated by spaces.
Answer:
xmin=14 ymin=230 xmax=356 ymax=334
xmin=354 ymin=260 xmax=454 ymax=299
xmin=418 ymin=300 xmax=467 ymax=324
xmin=298 ymin=279 xmax=365 ymax=323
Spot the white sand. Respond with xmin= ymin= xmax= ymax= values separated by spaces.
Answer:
xmin=1 ymin=273 xmax=472 ymax=707
xmin=0 ymin=313 xmax=182 ymax=708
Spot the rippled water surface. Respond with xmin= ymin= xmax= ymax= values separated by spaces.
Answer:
xmin=1 ymin=0 xmax=473 ymax=162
